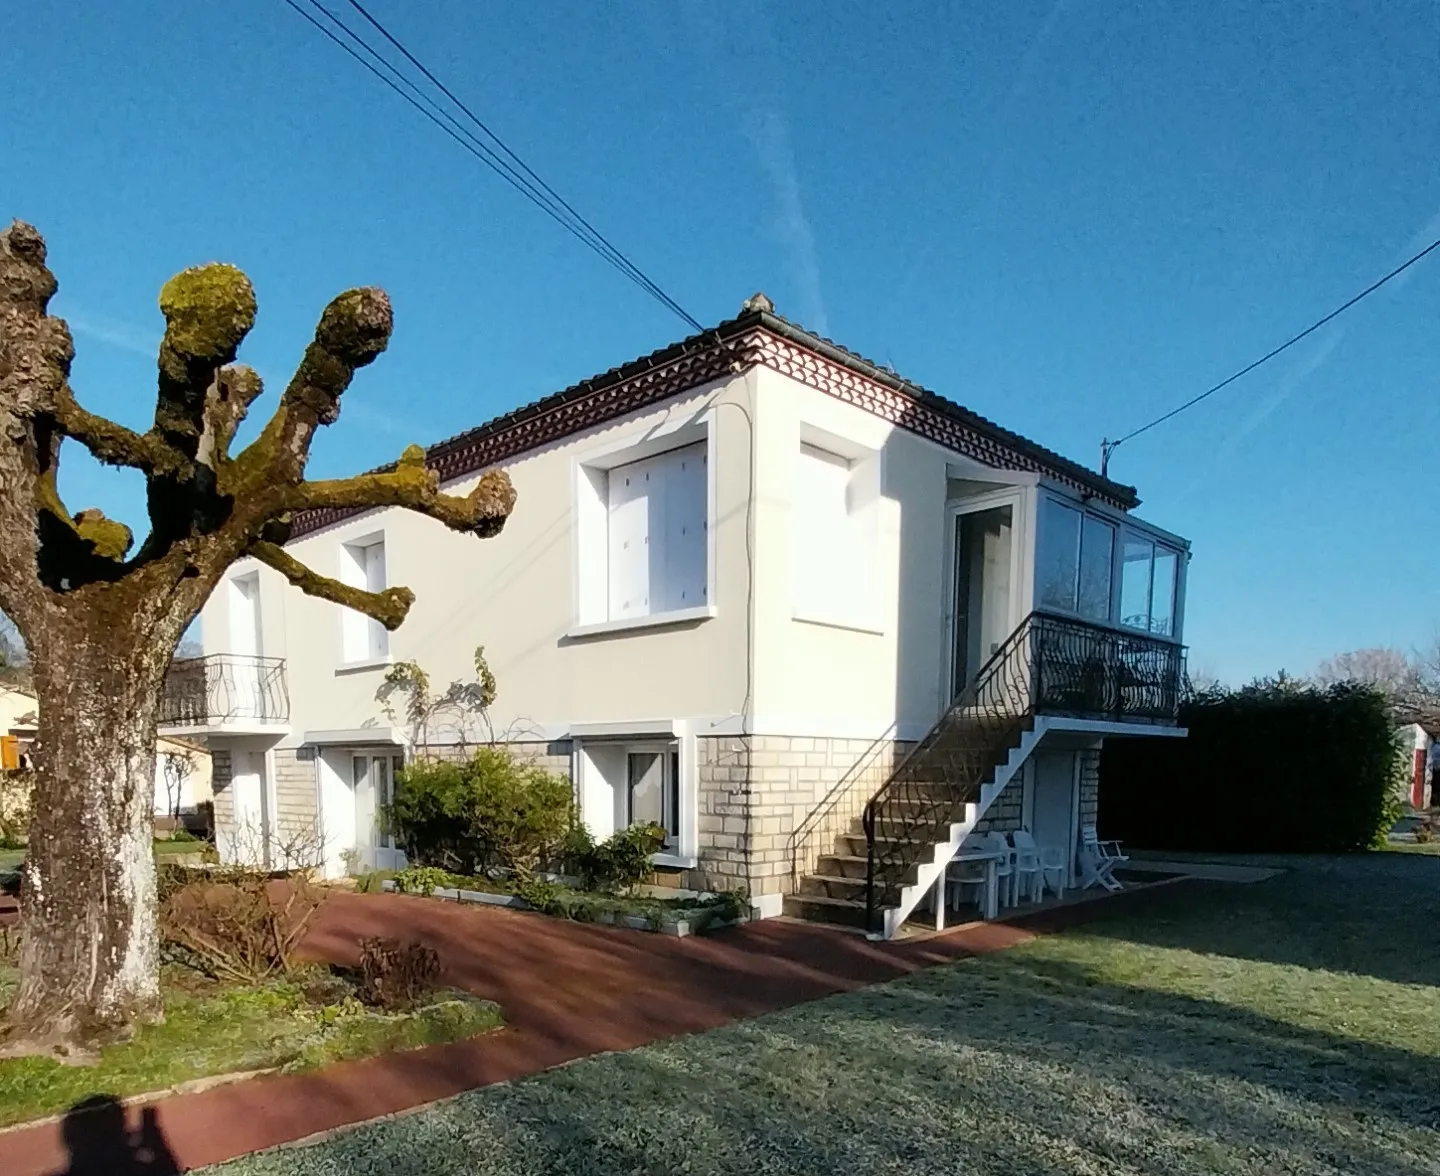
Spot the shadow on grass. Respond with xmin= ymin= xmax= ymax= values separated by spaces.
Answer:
xmin=1072 ymin=854 xmax=1440 ymax=989
xmin=210 ymin=938 xmax=1440 ymax=1176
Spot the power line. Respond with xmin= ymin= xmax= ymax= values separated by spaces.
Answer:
xmin=1101 ymin=234 xmax=1440 ymax=477
xmin=280 ymin=0 xmax=703 ymax=332
xmin=338 ymin=0 xmax=701 ymax=331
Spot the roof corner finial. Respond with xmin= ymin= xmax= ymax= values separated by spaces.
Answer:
xmin=740 ymin=291 xmax=774 ymax=315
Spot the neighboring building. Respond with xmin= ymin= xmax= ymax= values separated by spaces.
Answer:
xmin=1 ymin=683 xmax=212 ymax=818
xmin=1394 ymin=716 xmax=1436 ymax=811
xmin=164 ymin=299 xmax=1190 ymax=934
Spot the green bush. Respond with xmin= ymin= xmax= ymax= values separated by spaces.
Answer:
xmin=569 ymin=823 xmax=668 ymax=894
xmin=389 ymin=747 xmax=574 ymax=875
xmin=1100 ymin=680 xmax=1403 ymax=853
xmin=393 ymin=865 xmax=453 ymax=896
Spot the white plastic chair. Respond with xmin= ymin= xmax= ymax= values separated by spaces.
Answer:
xmin=1039 ymin=846 xmax=1067 ymax=899
xmin=946 ymin=857 xmax=989 ymax=917
xmin=1007 ymin=831 xmax=1044 ymax=904
xmin=1013 ymin=829 xmax=1066 ymax=900
xmin=1078 ymin=824 xmax=1126 ymax=892
xmin=981 ymin=831 xmax=1015 ymax=906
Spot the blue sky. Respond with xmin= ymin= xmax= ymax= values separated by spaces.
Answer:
xmin=3 ymin=0 xmax=1438 ymax=683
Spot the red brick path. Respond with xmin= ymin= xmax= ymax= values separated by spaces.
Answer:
xmin=1 ymin=882 xmax=1195 ymax=1175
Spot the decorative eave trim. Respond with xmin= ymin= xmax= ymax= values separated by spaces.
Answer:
xmin=288 ymin=323 xmax=1131 ymax=541
xmin=750 ymin=331 xmax=1126 ymax=504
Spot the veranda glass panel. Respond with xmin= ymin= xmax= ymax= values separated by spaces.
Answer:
xmin=1151 ymin=547 xmax=1178 ymax=637
xmin=1119 ymin=535 xmax=1153 ymax=630
xmin=1037 ymin=498 xmax=1080 ymax=611
xmin=1078 ymin=515 xmax=1115 ymax=622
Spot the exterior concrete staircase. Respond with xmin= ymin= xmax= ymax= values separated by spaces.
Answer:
xmin=784 ymin=609 xmax=1187 ymax=937
xmin=784 ymin=722 xmax=1039 ymax=930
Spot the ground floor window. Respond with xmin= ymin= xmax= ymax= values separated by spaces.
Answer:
xmin=626 ymin=745 xmax=680 ymax=848
xmin=353 ymin=751 xmax=404 ymax=867
xmin=577 ymin=735 xmax=691 ymax=862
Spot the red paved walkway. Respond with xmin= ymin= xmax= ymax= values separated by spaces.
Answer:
xmin=1 ymin=881 xmax=1196 ymax=1175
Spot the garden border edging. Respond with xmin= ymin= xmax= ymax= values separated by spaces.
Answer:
xmin=377 ymin=880 xmax=743 ymax=937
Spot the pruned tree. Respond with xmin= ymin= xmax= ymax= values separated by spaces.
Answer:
xmin=1312 ymin=647 xmax=1423 ymax=701
xmin=0 ymin=221 xmax=515 ymax=1057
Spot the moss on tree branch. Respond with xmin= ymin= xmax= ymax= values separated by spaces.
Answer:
xmin=52 ymin=386 xmax=179 ymax=474
xmin=294 ymin=445 xmax=516 ymax=537
xmin=153 ymin=264 xmax=257 ymax=452
xmin=250 ymin=540 xmax=415 ymax=630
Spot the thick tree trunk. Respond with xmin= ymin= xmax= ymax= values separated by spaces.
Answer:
xmin=1 ymin=631 xmax=167 ymax=1060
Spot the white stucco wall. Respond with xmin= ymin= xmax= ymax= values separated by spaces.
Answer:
xmin=747 ymin=365 xmax=1044 ymax=738
xmin=200 ymin=373 xmax=757 ymax=739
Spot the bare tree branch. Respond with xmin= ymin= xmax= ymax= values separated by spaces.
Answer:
xmin=238 ymin=288 xmax=393 ymax=486
xmin=51 ymin=385 xmax=177 ymax=473
xmin=249 ymin=540 xmax=415 ymax=630
xmin=293 ymin=445 xmax=516 ymax=537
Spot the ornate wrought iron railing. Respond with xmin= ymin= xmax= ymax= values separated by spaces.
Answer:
xmin=862 ymin=610 xmax=1184 ymax=932
xmin=160 ymin=654 xmax=290 ymax=727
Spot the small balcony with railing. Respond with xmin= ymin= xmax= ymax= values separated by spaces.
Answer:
xmin=158 ymin=654 xmax=291 ymax=737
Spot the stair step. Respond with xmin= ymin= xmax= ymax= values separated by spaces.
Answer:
xmin=838 ymin=831 xmax=955 ymax=858
xmin=781 ymin=892 xmax=873 ymax=930
xmin=798 ymin=873 xmax=901 ymax=903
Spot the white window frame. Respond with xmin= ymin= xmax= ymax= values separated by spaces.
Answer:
xmin=790 ymin=422 xmax=883 ymax=633
xmin=1035 ymin=490 xmax=1188 ymax=644
xmin=336 ymin=531 xmax=392 ymax=670
xmin=572 ymin=726 xmax=697 ymax=868
xmin=570 ymin=416 xmax=717 ymax=639
xmin=941 ymin=487 xmax=1028 ymax=704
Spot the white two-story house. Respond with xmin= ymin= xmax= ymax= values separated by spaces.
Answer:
xmin=161 ymin=296 xmax=1189 ymax=935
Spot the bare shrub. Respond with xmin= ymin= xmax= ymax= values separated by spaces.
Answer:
xmin=356 ymin=936 xmax=442 ymax=1009
xmin=159 ymin=863 xmax=326 ymax=985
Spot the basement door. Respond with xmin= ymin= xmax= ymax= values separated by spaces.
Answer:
xmin=353 ymin=752 xmax=405 ymax=871
xmin=1030 ymin=752 xmax=1079 ymax=884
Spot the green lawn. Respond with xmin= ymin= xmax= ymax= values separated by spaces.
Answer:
xmin=209 ymin=852 xmax=1439 ymax=1176
xmin=0 ymin=838 xmax=213 ymax=880
xmin=0 ymin=969 xmax=502 ymax=1129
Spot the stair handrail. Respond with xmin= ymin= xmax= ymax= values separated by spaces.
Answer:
xmin=861 ymin=609 xmax=1187 ymax=933
xmin=787 ymin=722 xmax=903 ymax=892
xmin=862 ymin=614 xmax=1036 ymax=933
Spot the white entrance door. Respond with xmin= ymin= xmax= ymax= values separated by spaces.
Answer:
xmin=946 ymin=498 xmax=1019 ymax=698
xmin=228 ymin=574 xmax=263 ymax=719
xmin=1031 ymin=752 xmax=1078 ymax=884
xmin=225 ymin=749 xmax=269 ymax=867
xmin=353 ymin=753 xmax=405 ymax=870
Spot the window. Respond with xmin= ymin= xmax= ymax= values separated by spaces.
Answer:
xmin=626 ymin=747 xmax=680 ymax=849
xmin=1119 ymin=533 xmax=1180 ymax=636
xmin=1037 ymin=498 xmax=1114 ymax=622
xmin=605 ymin=442 xmax=707 ymax=621
xmin=1037 ymin=499 xmax=1081 ymax=612
xmin=1078 ymin=515 xmax=1115 ymax=622
xmin=577 ymin=737 xmax=687 ymax=858
xmin=340 ymin=537 xmax=388 ymax=662
xmin=792 ymin=441 xmax=878 ymax=627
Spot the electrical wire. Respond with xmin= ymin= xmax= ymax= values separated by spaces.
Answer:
xmin=1101 ymin=234 xmax=1440 ymax=475
xmin=280 ymin=0 xmax=703 ymax=332
xmin=338 ymin=0 xmax=702 ymax=332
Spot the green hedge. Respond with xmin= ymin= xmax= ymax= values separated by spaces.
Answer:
xmin=1099 ymin=680 xmax=1403 ymax=853
xmin=389 ymin=747 xmax=574 ymax=875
